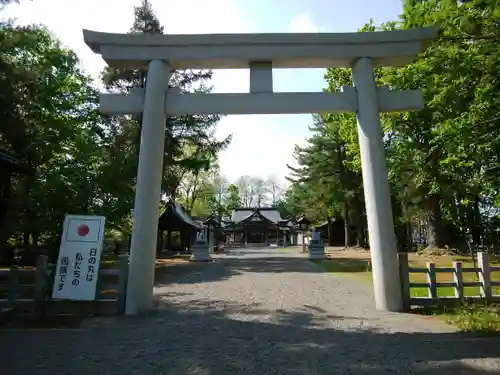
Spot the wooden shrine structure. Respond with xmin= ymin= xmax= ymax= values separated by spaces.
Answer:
xmin=157 ymin=201 xmax=204 ymax=252
xmin=313 ymin=218 xmax=347 ymax=247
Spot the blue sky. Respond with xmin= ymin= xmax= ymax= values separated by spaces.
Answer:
xmin=3 ymin=0 xmax=403 ymax=184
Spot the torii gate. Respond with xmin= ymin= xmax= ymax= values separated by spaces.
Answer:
xmin=84 ymin=27 xmax=437 ymax=315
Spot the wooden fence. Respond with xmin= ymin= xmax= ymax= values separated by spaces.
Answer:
xmin=0 ymin=254 xmax=129 ymax=317
xmin=398 ymin=251 xmax=500 ymax=310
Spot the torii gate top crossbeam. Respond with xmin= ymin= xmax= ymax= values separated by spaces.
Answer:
xmin=83 ymin=27 xmax=437 ymax=70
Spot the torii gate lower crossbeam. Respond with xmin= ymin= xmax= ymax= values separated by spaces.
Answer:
xmin=83 ymin=27 xmax=437 ymax=315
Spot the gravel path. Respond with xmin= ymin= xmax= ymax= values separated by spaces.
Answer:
xmin=3 ymin=247 xmax=500 ymax=374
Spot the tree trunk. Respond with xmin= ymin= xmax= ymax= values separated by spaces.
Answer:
xmin=327 ymin=217 xmax=332 ymax=246
xmin=356 ymin=223 xmax=365 ymax=248
xmin=343 ymin=202 xmax=350 ymax=247
xmin=406 ymin=223 xmax=413 ymax=251
xmin=156 ymin=230 xmax=161 ymax=255
xmin=356 ymin=210 xmax=367 ymax=248
xmin=353 ymin=197 xmax=366 ymax=247
xmin=461 ymin=197 xmax=483 ymax=248
xmin=0 ymin=173 xmax=12 ymax=264
xmin=392 ymin=199 xmax=407 ymax=252
xmin=425 ymin=194 xmax=446 ymax=248
xmin=23 ymin=232 xmax=30 ymax=249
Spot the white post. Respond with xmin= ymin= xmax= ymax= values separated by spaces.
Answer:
xmin=478 ymin=252 xmax=491 ymax=303
xmin=208 ymin=225 xmax=214 ymax=253
xmin=126 ymin=60 xmax=170 ymax=315
xmin=352 ymin=57 xmax=403 ymax=312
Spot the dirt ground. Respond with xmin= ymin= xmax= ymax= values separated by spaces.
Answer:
xmin=5 ymin=247 xmax=500 ymax=375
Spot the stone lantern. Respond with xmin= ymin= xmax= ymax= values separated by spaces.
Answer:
xmin=296 ymin=216 xmax=311 ymax=253
xmin=308 ymin=229 xmax=326 ymax=260
xmin=190 ymin=230 xmax=212 ymax=262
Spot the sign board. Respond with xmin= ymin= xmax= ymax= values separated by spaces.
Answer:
xmin=52 ymin=214 xmax=106 ymax=301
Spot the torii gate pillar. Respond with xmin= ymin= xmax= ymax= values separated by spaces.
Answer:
xmin=126 ymin=60 xmax=170 ymax=315
xmin=352 ymin=57 xmax=401 ymax=311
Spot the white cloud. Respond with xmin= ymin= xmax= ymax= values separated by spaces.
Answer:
xmin=288 ymin=13 xmax=319 ymax=33
xmin=216 ymin=114 xmax=309 ymax=184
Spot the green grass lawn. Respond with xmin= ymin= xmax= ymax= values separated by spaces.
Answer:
xmin=316 ymin=258 xmax=373 ymax=282
xmin=316 ymin=255 xmax=500 ymax=333
xmin=408 ymin=256 xmax=500 ymax=298
xmin=317 ymin=256 xmax=500 ymax=297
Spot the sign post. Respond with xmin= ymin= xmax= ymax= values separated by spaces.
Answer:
xmin=52 ymin=215 xmax=106 ymax=301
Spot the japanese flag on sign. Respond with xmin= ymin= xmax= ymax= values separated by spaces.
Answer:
xmin=52 ymin=215 xmax=106 ymax=301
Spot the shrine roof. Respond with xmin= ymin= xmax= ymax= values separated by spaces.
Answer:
xmin=230 ymin=207 xmax=283 ymax=224
xmin=158 ymin=201 xmax=204 ymax=230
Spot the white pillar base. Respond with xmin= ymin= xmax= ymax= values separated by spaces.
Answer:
xmin=352 ymin=57 xmax=403 ymax=312
xmin=125 ymin=60 xmax=170 ymax=316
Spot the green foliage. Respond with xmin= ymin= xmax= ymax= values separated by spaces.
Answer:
xmin=444 ymin=304 xmax=500 ymax=333
xmin=0 ymin=0 xmax=231 ymax=262
xmin=0 ymin=23 xmax=106 ymax=250
xmin=101 ymin=0 xmax=230 ymax=203
xmin=284 ymin=113 xmax=365 ymax=245
xmin=223 ymin=184 xmax=241 ymax=217
xmin=282 ymin=0 xmax=500 ymax=251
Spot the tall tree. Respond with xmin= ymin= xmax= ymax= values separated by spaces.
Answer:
xmin=283 ymin=0 xmax=500 ymax=251
xmin=284 ymin=113 xmax=365 ymax=246
xmin=266 ymin=175 xmax=283 ymax=206
xmin=236 ymin=175 xmax=253 ymax=207
xmin=385 ymin=0 xmax=500 ymax=248
xmin=0 ymin=22 xmax=104 ymax=260
xmin=0 ymin=0 xmax=235 ymax=264
xmin=223 ymin=184 xmax=241 ymax=217
xmin=100 ymin=0 xmax=230 ymax=209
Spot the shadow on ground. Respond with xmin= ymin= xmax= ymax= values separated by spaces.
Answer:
xmin=3 ymin=297 xmax=500 ymax=374
xmin=154 ymin=253 xmax=324 ymax=286
xmin=154 ymin=250 xmax=374 ymax=287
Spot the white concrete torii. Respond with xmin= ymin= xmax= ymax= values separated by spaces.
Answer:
xmin=83 ymin=27 xmax=437 ymax=315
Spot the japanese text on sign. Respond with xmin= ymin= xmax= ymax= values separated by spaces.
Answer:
xmin=72 ymin=252 xmax=83 ymax=286
xmin=86 ymin=248 xmax=97 ymax=282
xmin=52 ymin=215 xmax=106 ymax=301
xmin=58 ymin=256 xmax=69 ymax=291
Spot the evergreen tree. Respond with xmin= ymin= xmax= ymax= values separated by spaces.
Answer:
xmin=285 ymin=114 xmax=364 ymax=246
xmin=101 ymin=0 xmax=230 ymax=203
xmin=283 ymin=0 xmax=500 ymax=251
xmin=223 ymin=184 xmax=241 ymax=218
